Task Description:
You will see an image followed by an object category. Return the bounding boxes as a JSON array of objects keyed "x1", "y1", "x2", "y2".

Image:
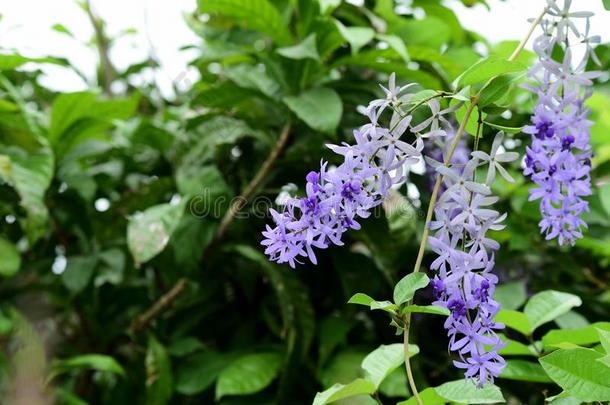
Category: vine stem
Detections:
[{"x1": 401, "y1": 8, "x2": 547, "y2": 403}]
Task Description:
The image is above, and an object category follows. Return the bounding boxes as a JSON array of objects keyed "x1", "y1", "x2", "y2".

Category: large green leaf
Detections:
[
  {"x1": 495, "y1": 309, "x2": 532, "y2": 336},
  {"x1": 215, "y1": 352, "x2": 283, "y2": 398},
  {"x1": 0, "y1": 238, "x2": 20, "y2": 278},
  {"x1": 146, "y1": 335, "x2": 173, "y2": 405},
  {"x1": 542, "y1": 322, "x2": 610, "y2": 350},
  {"x1": 456, "y1": 57, "x2": 526, "y2": 88},
  {"x1": 435, "y1": 380, "x2": 505, "y2": 404},
  {"x1": 540, "y1": 348, "x2": 610, "y2": 401},
  {"x1": 361, "y1": 343, "x2": 419, "y2": 389},
  {"x1": 198, "y1": 0, "x2": 291, "y2": 44},
  {"x1": 393, "y1": 273, "x2": 429, "y2": 305},
  {"x1": 0, "y1": 53, "x2": 63, "y2": 70},
  {"x1": 334, "y1": 21, "x2": 375, "y2": 55},
  {"x1": 313, "y1": 379, "x2": 376, "y2": 405},
  {"x1": 284, "y1": 87, "x2": 342, "y2": 134},
  {"x1": 524, "y1": 290, "x2": 582, "y2": 331},
  {"x1": 127, "y1": 201, "x2": 186, "y2": 267},
  {"x1": 499, "y1": 360, "x2": 552, "y2": 383}
]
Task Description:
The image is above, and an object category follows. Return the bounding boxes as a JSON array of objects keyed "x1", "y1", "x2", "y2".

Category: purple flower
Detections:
[
  {"x1": 261, "y1": 74, "x2": 423, "y2": 267},
  {"x1": 523, "y1": 3, "x2": 600, "y2": 246}
]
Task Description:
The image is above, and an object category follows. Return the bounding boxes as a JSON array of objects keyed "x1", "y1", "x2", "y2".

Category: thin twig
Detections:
[
  {"x1": 131, "y1": 278, "x2": 188, "y2": 333},
  {"x1": 509, "y1": 7, "x2": 548, "y2": 62},
  {"x1": 131, "y1": 122, "x2": 292, "y2": 333},
  {"x1": 215, "y1": 121, "x2": 292, "y2": 241},
  {"x1": 84, "y1": 0, "x2": 116, "y2": 95}
]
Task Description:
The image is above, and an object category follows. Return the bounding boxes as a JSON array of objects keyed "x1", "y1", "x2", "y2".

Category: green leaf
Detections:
[
  {"x1": 0, "y1": 238, "x2": 20, "y2": 278},
  {"x1": 540, "y1": 348, "x2": 610, "y2": 401},
  {"x1": 0, "y1": 147, "x2": 54, "y2": 243},
  {"x1": 494, "y1": 281, "x2": 527, "y2": 310},
  {"x1": 216, "y1": 352, "x2": 283, "y2": 398},
  {"x1": 603, "y1": 0, "x2": 610, "y2": 11},
  {"x1": 319, "y1": 316, "x2": 355, "y2": 366},
  {"x1": 499, "y1": 360, "x2": 552, "y2": 383},
  {"x1": 435, "y1": 380, "x2": 505, "y2": 404},
  {"x1": 456, "y1": 57, "x2": 526, "y2": 88},
  {"x1": 401, "y1": 305, "x2": 449, "y2": 316},
  {"x1": 225, "y1": 64, "x2": 281, "y2": 99},
  {"x1": 370, "y1": 300, "x2": 399, "y2": 313},
  {"x1": 277, "y1": 34, "x2": 319, "y2": 60},
  {"x1": 61, "y1": 256, "x2": 97, "y2": 293},
  {"x1": 127, "y1": 201, "x2": 186, "y2": 267},
  {"x1": 393, "y1": 273, "x2": 429, "y2": 306},
  {"x1": 478, "y1": 73, "x2": 523, "y2": 107},
  {"x1": 542, "y1": 322, "x2": 610, "y2": 350},
  {"x1": 168, "y1": 337, "x2": 204, "y2": 357},
  {"x1": 313, "y1": 379, "x2": 376, "y2": 405},
  {"x1": 376, "y1": 34, "x2": 409, "y2": 62},
  {"x1": 348, "y1": 293, "x2": 375, "y2": 307},
  {"x1": 284, "y1": 87, "x2": 342, "y2": 134},
  {"x1": 334, "y1": 21, "x2": 375, "y2": 55},
  {"x1": 496, "y1": 335, "x2": 537, "y2": 357},
  {"x1": 524, "y1": 290, "x2": 582, "y2": 331},
  {"x1": 0, "y1": 53, "x2": 63, "y2": 70},
  {"x1": 319, "y1": 0, "x2": 342, "y2": 14},
  {"x1": 397, "y1": 387, "x2": 446, "y2": 405},
  {"x1": 495, "y1": 309, "x2": 532, "y2": 336},
  {"x1": 146, "y1": 335, "x2": 173, "y2": 405},
  {"x1": 50, "y1": 354, "x2": 125, "y2": 381},
  {"x1": 175, "y1": 351, "x2": 239, "y2": 395},
  {"x1": 379, "y1": 368, "x2": 408, "y2": 398},
  {"x1": 597, "y1": 327, "x2": 610, "y2": 354},
  {"x1": 361, "y1": 343, "x2": 419, "y2": 389},
  {"x1": 197, "y1": 0, "x2": 291, "y2": 45}
]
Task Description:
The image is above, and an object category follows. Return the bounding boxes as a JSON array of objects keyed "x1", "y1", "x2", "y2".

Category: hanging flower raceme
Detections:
[
  {"x1": 523, "y1": 0, "x2": 600, "y2": 246},
  {"x1": 427, "y1": 132, "x2": 518, "y2": 386},
  {"x1": 261, "y1": 74, "x2": 426, "y2": 267}
]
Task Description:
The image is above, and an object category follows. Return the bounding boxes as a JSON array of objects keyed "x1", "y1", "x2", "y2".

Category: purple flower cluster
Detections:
[
  {"x1": 262, "y1": 75, "x2": 424, "y2": 267},
  {"x1": 523, "y1": 1, "x2": 600, "y2": 245},
  {"x1": 427, "y1": 132, "x2": 518, "y2": 385}
]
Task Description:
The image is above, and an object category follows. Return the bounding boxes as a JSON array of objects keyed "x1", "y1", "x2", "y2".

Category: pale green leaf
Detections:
[
  {"x1": 401, "y1": 305, "x2": 449, "y2": 316},
  {"x1": 397, "y1": 387, "x2": 446, "y2": 405},
  {"x1": 312, "y1": 379, "x2": 376, "y2": 405},
  {"x1": 334, "y1": 20, "x2": 375, "y2": 54},
  {"x1": 197, "y1": 0, "x2": 291, "y2": 44},
  {"x1": 524, "y1": 290, "x2": 582, "y2": 331},
  {"x1": 393, "y1": 273, "x2": 429, "y2": 305},
  {"x1": 435, "y1": 380, "x2": 505, "y2": 404},
  {"x1": 361, "y1": 343, "x2": 419, "y2": 389},
  {"x1": 540, "y1": 348, "x2": 610, "y2": 401},
  {"x1": 348, "y1": 293, "x2": 375, "y2": 307},
  {"x1": 542, "y1": 322, "x2": 610, "y2": 350},
  {"x1": 127, "y1": 201, "x2": 186, "y2": 267},
  {"x1": 61, "y1": 256, "x2": 97, "y2": 293}
]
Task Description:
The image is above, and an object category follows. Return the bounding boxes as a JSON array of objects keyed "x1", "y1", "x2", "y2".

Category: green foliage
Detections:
[{"x1": 0, "y1": 0, "x2": 609, "y2": 403}]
